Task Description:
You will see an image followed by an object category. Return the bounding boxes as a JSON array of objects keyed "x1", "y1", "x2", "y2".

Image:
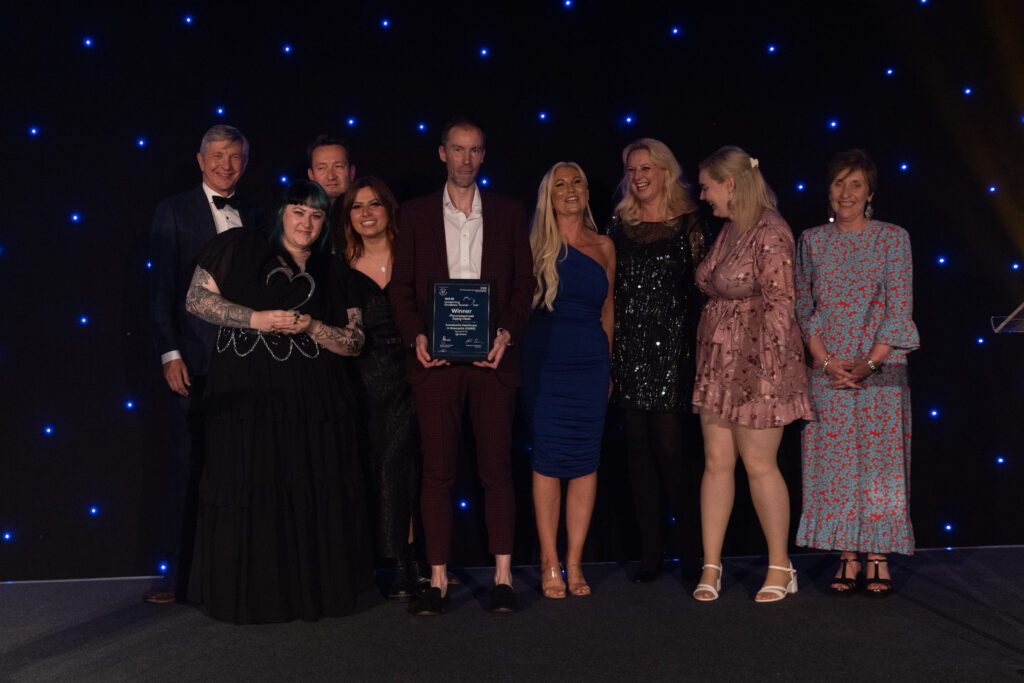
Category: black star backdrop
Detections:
[{"x1": 1, "y1": 0, "x2": 1022, "y2": 579}]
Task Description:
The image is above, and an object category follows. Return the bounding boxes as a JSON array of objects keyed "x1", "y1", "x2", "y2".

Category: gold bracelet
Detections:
[{"x1": 821, "y1": 355, "x2": 832, "y2": 374}]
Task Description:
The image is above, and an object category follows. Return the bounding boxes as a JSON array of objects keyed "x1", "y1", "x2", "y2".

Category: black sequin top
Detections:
[{"x1": 609, "y1": 213, "x2": 708, "y2": 411}]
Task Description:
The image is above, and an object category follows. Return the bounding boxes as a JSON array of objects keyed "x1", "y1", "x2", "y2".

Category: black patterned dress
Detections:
[{"x1": 351, "y1": 270, "x2": 420, "y2": 559}]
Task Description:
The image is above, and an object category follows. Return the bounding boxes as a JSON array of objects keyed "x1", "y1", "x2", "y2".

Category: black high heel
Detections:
[
  {"x1": 829, "y1": 557, "x2": 862, "y2": 597},
  {"x1": 865, "y1": 558, "x2": 894, "y2": 598}
]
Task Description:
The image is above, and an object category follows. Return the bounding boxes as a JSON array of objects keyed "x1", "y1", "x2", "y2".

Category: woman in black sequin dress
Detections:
[
  {"x1": 609, "y1": 138, "x2": 708, "y2": 582},
  {"x1": 341, "y1": 177, "x2": 423, "y2": 600}
]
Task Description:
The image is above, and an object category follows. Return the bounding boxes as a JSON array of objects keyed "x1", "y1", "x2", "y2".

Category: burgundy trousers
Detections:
[{"x1": 412, "y1": 364, "x2": 516, "y2": 566}]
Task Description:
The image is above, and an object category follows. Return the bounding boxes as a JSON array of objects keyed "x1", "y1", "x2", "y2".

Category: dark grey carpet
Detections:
[{"x1": 3, "y1": 547, "x2": 1024, "y2": 682}]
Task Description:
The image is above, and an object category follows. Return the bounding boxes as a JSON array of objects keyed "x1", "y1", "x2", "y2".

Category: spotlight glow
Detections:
[
  {"x1": 125, "y1": 400, "x2": 135, "y2": 409},
  {"x1": 944, "y1": 523, "x2": 953, "y2": 532},
  {"x1": 624, "y1": 114, "x2": 634, "y2": 125},
  {"x1": 671, "y1": 26, "x2": 680, "y2": 35},
  {"x1": 976, "y1": 337, "x2": 985, "y2": 344},
  {"x1": 146, "y1": 260, "x2": 153, "y2": 269},
  {"x1": 1012, "y1": 263, "x2": 1020, "y2": 271},
  {"x1": 564, "y1": 0, "x2": 573, "y2": 6},
  {"x1": 158, "y1": 562, "x2": 168, "y2": 573}
]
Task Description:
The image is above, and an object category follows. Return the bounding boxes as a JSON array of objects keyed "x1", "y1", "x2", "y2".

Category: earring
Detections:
[
  {"x1": 827, "y1": 201, "x2": 835, "y2": 223},
  {"x1": 864, "y1": 201, "x2": 873, "y2": 219}
]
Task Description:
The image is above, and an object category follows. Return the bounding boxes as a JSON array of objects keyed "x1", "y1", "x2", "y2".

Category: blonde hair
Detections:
[
  {"x1": 698, "y1": 145, "x2": 777, "y2": 231},
  {"x1": 530, "y1": 161, "x2": 598, "y2": 311},
  {"x1": 614, "y1": 138, "x2": 697, "y2": 224}
]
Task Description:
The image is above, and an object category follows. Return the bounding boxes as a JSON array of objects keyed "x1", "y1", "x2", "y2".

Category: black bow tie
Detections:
[{"x1": 212, "y1": 195, "x2": 238, "y2": 210}]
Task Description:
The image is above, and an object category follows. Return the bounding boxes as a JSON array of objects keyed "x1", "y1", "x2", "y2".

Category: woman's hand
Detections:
[
  {"x1": 825, "y1": 357, "x2": 861, "y2": 389},
  {"x1": 250, "y1": 309, "x2": 298, "y2": 333}
]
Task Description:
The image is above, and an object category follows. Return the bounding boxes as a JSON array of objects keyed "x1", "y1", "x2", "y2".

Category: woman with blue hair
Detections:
[{"x1": 184, "y1": 180, "x2": 374, "y2": 622}]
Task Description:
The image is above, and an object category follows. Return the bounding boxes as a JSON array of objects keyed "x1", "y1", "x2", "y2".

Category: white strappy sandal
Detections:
[
  {"x1": 755, "y1": 563, "x2": 798, "y2": 603},
  {"x1": 693, "y1": 563, "x2": 722, "y2": 602}
]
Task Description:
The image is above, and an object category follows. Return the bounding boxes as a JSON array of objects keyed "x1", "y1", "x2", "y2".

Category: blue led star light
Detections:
[
  {"x1": 216, "y1": 106, "x2": 225, "y2": 116},
  {"x1": 828, "y1": 119, "x2": 838, "y2": 129},
  {"x1": 146, "y1": 260, "x2": 153, "y2": 269},
  {"x1": 136, "y1": 138, "x2": 146, "y2": 147},
  {"x1": 944, "y1": 523, "x2": 953, "y2": 532},
  {"x1": 184, "y1": 15, "x2": 193, "y2": 24},
  {"x1": 767, "y1": 44, "x2": 776, "y2": 53},
  {"x1": 2, "y1": 531, "x2": 12, "y2": 542},
  {"x1": 929, "y1": 409, "x2": 939, "y2": 418},
  {"x1": 795, "y1": 182, "x2": 806, "y2": 191},
  {"x1": 283, "y1": 44, "x2": 292, "y2": 54},
  {"x1": 417, "y1": 122, "x2": 427, "y2": 131},
  {"x1": 480, "y1": 177, "x2": 490, "y2": 186},
  {"x1": 43, "y1": 425, "x2": 55, "y2": 435},
  {"x1": 538, "y1": 111, "x2": 547, "y2": 120},
  {"x1": 381, "y1": 18, "x2": 390, "y2": 28},
  {"x1": 976, "y1": 337, "x2": 985, "y2": 344},
  {"x1": 458, "y1": 500, "x2": 469, "y2": 509},
  {"x1": 70, "y1": 213, "x2": 81, "y2": 223},
  {"x1": 279, "y1": 175, "x2": 289, "y2": 185},
  {"x1": 899, "y1": 163, "x2": 909, "y2": 172},
  {"x1": 885, "y1": 67, "x2": 894, "y2": 76},
  {"x1": 624, "y1": 114, "x2": 634, "y2": 125},
  {"x1": 988, "y1": 185, "x2": 997, "y2": 193},
  {"x1": 83, "y1": 37, "x2": 93, "y2": 47},
  {"x1": 963, "y1": 87, "x2": 972, "y2": 96},
  {"x1": 79, "y1": 315, "x2": 89, "y2": 325},
  {"x1": 479, "y1": 47, "x2": 489, "y2": 57},
  {"x1": 29, "y1": 126, "x2": 39, "y2": 136},
  {"x1": 937, "y1": 255, "x2": 946, "y2": 265},
  {"x1": 125, "y1": 400, "x2": 135, "y2": 409},
  {"x1": 158, "y1": 561, "x2": 168, "y2": 573},
  {"x1": 996, "y1": 456, "x2": 1006, "y2": 464},
  {"x1": 346, "y1": 117, "x2": 356, "y2": 127},
  {"x1": 671, "y1": 26, "x2": 681, "y2": 36},
  {"x1": 1012, "y1": 263, "x2": 1020, "y2": 271},
  {"x1": 89, "y1": 506, "x2": 99, "y2": 516},
  {"x1": 564, "y1": 0, "x2": 573, "y2": 7}
]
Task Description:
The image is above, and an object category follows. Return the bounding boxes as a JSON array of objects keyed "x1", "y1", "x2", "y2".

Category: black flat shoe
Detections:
[
  {"x1": 409, "y1": 587, "x2": 449, "y2": 615},
  {"x1": 388, "y1": 567, "x2": 417, "y2": 601},
  {"x1": 490, "y1": 584, "x2": 518, "y2": 613},
  {"x1": 864, "y1": 558, "x2": 894, "y2": 598},
  {"x1": 829, "y1": 558, "x2": 862, "y2": 597}
]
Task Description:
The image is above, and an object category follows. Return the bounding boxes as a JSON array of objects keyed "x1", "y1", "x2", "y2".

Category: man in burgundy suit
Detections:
[{"x1": 391, "y1": 117, "x2": 534, "y2": 615}]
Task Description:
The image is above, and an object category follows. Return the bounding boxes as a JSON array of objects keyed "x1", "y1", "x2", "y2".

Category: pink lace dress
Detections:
[{"x1": 692, "y1": 210, "x2": 813, "y2": 428}]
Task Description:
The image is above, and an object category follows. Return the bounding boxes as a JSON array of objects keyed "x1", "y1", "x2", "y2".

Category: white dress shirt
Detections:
[{"x1": 442, "y1": 183, "x2": 483, "y2": 279}]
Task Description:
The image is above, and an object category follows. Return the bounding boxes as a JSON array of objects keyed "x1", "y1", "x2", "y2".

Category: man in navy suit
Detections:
[
  {"x1": 146, "y1": 124, "x2": 258, "y2": 603},
  {"x1": 391, "y1": 117, "x2": 534, "y2": 615}
]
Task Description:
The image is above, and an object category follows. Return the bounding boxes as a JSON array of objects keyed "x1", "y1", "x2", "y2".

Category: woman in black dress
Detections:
[
  {"x1": 609, "y1": 138, "x2": 707, "y2": 582},
  {"x1": 340, "y1": 177, "x2": 423, "y2": 600},
  {"x1": 185, "y1": 180, "x2": 373, "y2": 623}
]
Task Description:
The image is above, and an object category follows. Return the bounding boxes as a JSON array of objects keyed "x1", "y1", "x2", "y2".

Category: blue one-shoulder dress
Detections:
[{"x1": 521, "y1": 245, "x2": 610, "y2": 478}]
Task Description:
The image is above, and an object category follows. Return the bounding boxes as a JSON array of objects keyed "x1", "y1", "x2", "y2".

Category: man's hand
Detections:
[
  {"x1": 163, "y1": 358, "x2": 191, "y2": 396},
  {"x1": 415, "y1": 334, "x2": 449, "y2": 368},
  {"x1": 473, "y1": 329, "x2": 511, "y2": 369}
]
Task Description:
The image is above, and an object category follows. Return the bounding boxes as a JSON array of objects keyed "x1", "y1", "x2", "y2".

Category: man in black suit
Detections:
[
  {"x1": 306, "y1": 134, "x2": 356, "y2": 253},
  {"x1": 146, "y1": 124, "x2": 259, "y2": 603}
]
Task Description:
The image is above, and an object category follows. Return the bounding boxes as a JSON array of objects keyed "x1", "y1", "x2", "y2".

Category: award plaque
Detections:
[{"x1": 430, "y1": 280, "x2": 494, "y2": 362}]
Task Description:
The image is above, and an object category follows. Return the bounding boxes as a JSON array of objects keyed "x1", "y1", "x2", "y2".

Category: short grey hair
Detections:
[{"x1": 199, "y1": 124, "x2": 250, "y2": 159}]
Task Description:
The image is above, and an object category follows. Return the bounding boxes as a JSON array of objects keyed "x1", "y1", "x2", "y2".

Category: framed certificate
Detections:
[{"x1": 430, "y1": 280, "x2": 494, "y2": 362}]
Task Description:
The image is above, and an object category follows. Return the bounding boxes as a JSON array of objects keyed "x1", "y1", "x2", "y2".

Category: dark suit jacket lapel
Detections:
[
  {"x1": 429, "y1": 191, "x2": 450, "y2": 278},
  {"x1": 189, "y1": 185, "x2": 218, "y2": 242}
]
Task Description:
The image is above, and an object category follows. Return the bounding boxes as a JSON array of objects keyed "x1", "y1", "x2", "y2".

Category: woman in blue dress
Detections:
[{"x1": 521, "y1": 162, "x2": 615, "y2": 598}]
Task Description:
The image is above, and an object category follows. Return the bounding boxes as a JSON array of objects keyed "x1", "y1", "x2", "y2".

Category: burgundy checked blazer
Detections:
[{"x1": 390, "y1": 190, "x2": 535, "y2": 388}]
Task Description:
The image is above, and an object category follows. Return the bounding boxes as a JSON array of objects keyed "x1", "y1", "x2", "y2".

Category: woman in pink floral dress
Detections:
[
  {"x1": 692, "y1": 146, "x2": 812, "y2": 603},
  {"x1": 795, "y1": 150, "x2": 919, "y2": 597}
]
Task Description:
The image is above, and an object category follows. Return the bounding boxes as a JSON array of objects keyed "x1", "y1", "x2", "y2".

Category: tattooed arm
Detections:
[
  {"x1": 302, "y1": 308, "x2": 365, "y2": 357},
  {"x1": 185, "y1": 266, "x2": 295, "y2": 332}
]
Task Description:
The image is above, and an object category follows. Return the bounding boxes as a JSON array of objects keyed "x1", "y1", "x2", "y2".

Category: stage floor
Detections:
[{"x1": 3, "y1": 546, "x2": 1024, "y2": 682}]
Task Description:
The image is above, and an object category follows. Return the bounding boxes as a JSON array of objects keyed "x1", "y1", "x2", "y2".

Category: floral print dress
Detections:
[
  {"x1": 794, "y1": 221, "x2": 919, "y2": 554},
  {"x1": 692, "y1": 210, "x2": 813, "y2": 428}
]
